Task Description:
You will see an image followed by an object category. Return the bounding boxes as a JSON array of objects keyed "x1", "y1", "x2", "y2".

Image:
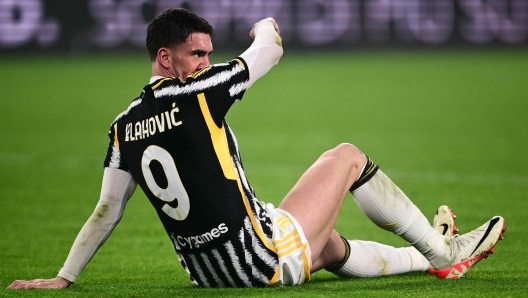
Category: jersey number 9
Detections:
[{"x1": 141, "y1": 145, "x2": 190, "y2": 221}]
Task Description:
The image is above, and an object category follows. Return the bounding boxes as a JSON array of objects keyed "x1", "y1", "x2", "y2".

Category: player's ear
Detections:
[{"x1": 157, "y1": 47, "x2": 171, "y2": 69}]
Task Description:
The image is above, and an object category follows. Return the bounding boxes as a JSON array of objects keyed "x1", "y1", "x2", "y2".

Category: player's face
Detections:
[{"x1": 169, "y1": 33, "x2": 213, "y2": 79}]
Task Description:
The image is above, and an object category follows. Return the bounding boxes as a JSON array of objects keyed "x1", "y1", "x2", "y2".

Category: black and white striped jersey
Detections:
[{"x1": 103, "y1": 58, "x2": 279, "y2": 287}]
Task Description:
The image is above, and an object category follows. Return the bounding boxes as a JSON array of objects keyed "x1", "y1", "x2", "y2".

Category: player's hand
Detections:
[
  {"x1": 249, "y1": 17, "x2": 281, "y2": 40},
  {"x1": 7, "y1": 276, "x2": 71, "y2": 290}
]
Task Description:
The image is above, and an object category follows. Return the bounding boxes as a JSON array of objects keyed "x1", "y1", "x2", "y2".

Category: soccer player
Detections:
[{"x1": 8, "y1": 8, "x2": 505, "y2": 289}]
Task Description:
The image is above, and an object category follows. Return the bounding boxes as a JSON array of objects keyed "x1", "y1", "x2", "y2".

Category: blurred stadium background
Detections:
[
  {"x1": 1, "y1": 0, "x2": 527, "y2": 296},
  {"x1": 1, "y1": 0, "x2": 527, "y2": 52}
]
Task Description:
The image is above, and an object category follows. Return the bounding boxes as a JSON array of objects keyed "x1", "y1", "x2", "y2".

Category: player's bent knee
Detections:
[{"x1": 327, "y1": 143, "x2": 365, "y2": 166}]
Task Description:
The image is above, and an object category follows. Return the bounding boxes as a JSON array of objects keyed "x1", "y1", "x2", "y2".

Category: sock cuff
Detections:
[
  {"x1": 326, "y1": 236, "x2": 351, "y2": 272},
  {"x1": 350, "y1": 156, "x2": 379, "y2": 192}
]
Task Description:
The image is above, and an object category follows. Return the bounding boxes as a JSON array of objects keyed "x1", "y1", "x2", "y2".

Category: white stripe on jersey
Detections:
[
  {"x1": 243, "y1": 217, "x2": 278, "y2": 269},
  {"x1": 229, "y1": 81, "x2": 249, "y2": 97},
  {"x1": 200, "y1": 252, "x2": 225, "y2": 287},
  {"x1": 113, "y1": 97, "x2": 142, "y2": 123},
  {"x1": 211, "y1": 248, "x2": 237, "y2": 287},
  {"x1": 188, "y1": 253, "x2": 211, "y2": 287},
  {"x1": 153, "y1": 64, "x2": 247, "y2": 99},
  {"x1": 227, "y1": 124, "x2": 273, "y2": 233},
  {"x1": 108, "y1": 143, "x2": 121, "y2": 168},
  {"x1": 238, "y1": 228, "x2": 269, "y2": 284},
  {"x1": 224, "y1": 241, "x2": 252, "y2": 287}
]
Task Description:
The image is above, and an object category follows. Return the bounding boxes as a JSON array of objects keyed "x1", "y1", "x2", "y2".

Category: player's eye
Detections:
[{"x1": 192, "y1": 51, "x2": 209, "y2": 59}]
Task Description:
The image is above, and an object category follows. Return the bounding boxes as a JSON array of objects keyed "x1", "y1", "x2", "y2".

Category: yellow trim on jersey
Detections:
[
  {"x1": 268, "y1": 266, "x2": 280, "y2": 286},
  {"x1": 177, "y1": 67, "x2": 212, "y2": 83},
  {"x1": 277, "y1": 242, "x2": 303, "y2": 258},
  {"x1": 276, "y1": 236, "x2": 301, "y2": 252},
  {"x1": 274, "y1": 231, "x2": 301, "y2": 256},
  {"x1": 197, "y1": 93, "x2": 276, "y2": 253},
  {"x1": 273, "y1": 230, "x2": 298, "y2": 246},
  {"x1": 276, "y1": 216, "x2": 291, "y2": 229},
  {"x1": 113, "y1": 123, "x2": 120, "y2": 151},
  {"x1": 188, "y1": 66, "x2": 211, "y2": 80},
  {"x1": 302, "y1": 243, "x2": 311, "y2": 281},
  {"x1": 197, "y1": 93, "x2": 237, "y2": 180},
  {"x1": 232, "y1": 58, "x2": 245, "y2": 69},
  {"x1": 151, "y1": 77, "x2": 173, "y2": 90}
]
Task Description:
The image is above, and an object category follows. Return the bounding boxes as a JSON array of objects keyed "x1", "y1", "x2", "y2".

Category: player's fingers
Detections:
[
  {"x1": 8, "y1": 281, "x2": 32, "y2": 289},
  {"x1": 7, "y1": 280, "x2": 41, "y2": 289},
  {"x1": 7, "y1": 278, "x2": 65, "y2": 290},
  {"x1": 20, "y1": 282, "x2": 34, "y2": 289},
  {"x1": 6, "y1": 280, "x2": 24, "y2": 289}
]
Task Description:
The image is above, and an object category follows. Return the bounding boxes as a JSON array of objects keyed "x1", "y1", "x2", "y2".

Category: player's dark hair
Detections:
[{"x1": 146, "y1": 8, "x2": 214, "y2": 62}]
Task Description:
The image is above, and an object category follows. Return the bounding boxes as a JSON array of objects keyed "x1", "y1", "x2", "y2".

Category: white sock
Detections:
[
  {"x1": 404, "y1": 247, "x2": 431, "y2": 272},
  {"x1": 351, "y1": 169, "x2": 453, "y2": 269},
  {"x1": 332, "y1": 240, "x2": 430, "y2": 277}
]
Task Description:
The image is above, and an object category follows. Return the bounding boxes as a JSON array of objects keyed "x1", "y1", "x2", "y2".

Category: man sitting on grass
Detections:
[{"x1": 8, "y1": 8, "x2": 505, "y2": 289}]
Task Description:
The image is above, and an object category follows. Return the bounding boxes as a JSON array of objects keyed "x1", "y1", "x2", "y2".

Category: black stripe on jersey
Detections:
[
  {"x1": 198, "y1": 252, "x2": 226, "y2": 287},
  {"x1": 152, "y1": 59, "x2": 247, "y2": 99},
  {"x1": 177, "y1": 253, "x2": 198, "y2": 286},
  {"x1": 232, "y1": 232, "x2": 266, "y2": 287},
  {"x1": 187, "y1": 253, "x2": 211, "y2": 287},
  {"x1": 150, "y1": 77, "x2": 173, "y2": 90},
  {"x1": 185, "y1": 240, "x2": 256, "y2": 287},
  {"x1": 240, "y1": 222, "x2": 276, "y2": 284},
  {"x1": 185, "y1": 66, "x2": 212, "y2": 82},
  {"x1": 209, "y1": 248, "x2": 239, "y2": 287},
  {"x1": 222, "y1": 240, "x2": 253, "y2": 287},
  {"x1": 225, "y1": 123, "x2": 274, "y2": 238},
  {"x1": 242, "y1": 217, "x2": 277, "y2": 271}
]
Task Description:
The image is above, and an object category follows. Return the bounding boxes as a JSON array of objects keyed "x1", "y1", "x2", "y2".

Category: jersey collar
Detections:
[{"x1": 150, "y1": 76, "x2": 165, "y2": 84}]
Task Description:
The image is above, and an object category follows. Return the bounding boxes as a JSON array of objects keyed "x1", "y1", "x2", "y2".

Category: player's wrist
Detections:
[{"x1": 57, "y1": 276, "x2": 72, "y2": 286}]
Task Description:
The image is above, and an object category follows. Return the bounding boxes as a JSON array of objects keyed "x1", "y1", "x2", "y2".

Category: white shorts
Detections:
[{"x1": 265, "y1": 204, "x2": 312, "y2": 286}]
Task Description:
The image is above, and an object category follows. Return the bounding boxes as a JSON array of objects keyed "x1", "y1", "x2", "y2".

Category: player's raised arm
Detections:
[
  {"x1": 240, "y1": 17, "x2": 283, "y2": 88},
  {"x1": 7, "y1": 168, "x2": 137, "y2": 290}
]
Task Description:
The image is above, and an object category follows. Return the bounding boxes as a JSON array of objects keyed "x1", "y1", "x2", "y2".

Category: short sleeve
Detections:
[
  {"x1": 150, "y1": 58, "x2": 250, "y2": 127},
  {"x1": 201, "y1": 58, "x2": 250, "y2": 125}
]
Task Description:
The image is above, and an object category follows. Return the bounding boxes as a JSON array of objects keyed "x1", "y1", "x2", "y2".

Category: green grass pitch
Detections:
[{"x1": 1, "y1": 49, "x2": 527, "y2": 297}]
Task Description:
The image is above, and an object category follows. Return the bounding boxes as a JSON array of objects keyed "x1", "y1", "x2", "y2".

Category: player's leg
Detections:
[
  {"x1": 310, "y1": 230, "x2": 430, "y2": 276},
  {"x1": 350, "y1": 159, "x2": 505, "y2": 278},
  {"x1": 315, "y1": 206, "x2": 457, "y2": 277},
  {"x1": 310, "y1": 230, "x2": 347, "y2": 272},
  {"x1": 328, "y1": 238, "x2": 431, "y2": 277},
  {"x1": 278, "y1": 143, "x2": 450, "y2": 270},
  {"x1": 280, "y1": 143, "x2": 505, "y2": 279},
  {"x1": 278, "y1": 143, "x2": 366, "y2": 263}
]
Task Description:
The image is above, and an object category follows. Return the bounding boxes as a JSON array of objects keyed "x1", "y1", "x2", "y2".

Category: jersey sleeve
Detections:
[
  {"x1": 202, "y1": 58, "x2": 250, "y2": 125},
  {"x1": 103, "y1": 121, "x2": 129, "y2": 172},
  {"x1": 151, "y1": 58, "x2": 250, "y2": 127},
  {"x1": 58, "y1": 167, "x2": 136, "y2": 283}
]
